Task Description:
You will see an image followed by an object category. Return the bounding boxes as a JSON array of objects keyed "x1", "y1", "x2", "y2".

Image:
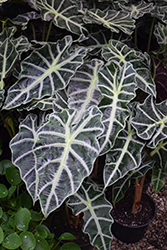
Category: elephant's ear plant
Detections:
[{"x1": 0, "y1": 0, "x2": 167, "y2": 249}]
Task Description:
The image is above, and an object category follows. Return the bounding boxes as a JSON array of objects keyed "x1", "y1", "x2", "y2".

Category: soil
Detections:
[
  {"x1": 110, "y1": 177, "x2": 167, "y2": 249},
  {"x1": 111, "y1": 191, "x2": 155, "y2": 226}
]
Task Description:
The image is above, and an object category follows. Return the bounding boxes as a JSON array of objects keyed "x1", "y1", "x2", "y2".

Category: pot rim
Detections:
[{"x1": 112, "y1": 192, "x2": 156, "y2": 229}]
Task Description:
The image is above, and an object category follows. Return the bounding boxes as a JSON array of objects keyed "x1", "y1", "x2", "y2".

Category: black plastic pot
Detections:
[{"x1": 111, "y1": 193, "x2": 156, "y2": 243}]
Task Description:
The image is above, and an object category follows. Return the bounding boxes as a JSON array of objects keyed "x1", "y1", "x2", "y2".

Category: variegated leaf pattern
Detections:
[
  {"x1": 12, "y1": 11, "x2": 40, "y2": 27},
  {"x1": 0, "y1": 89, "x2": 4, "y2": 108},
  {"x1": 151, "y1": 4, "x2": 167, "y2": 23},
  {"x1": 119, "y1": 1, "x2": 154, "y2": 19},
  {"x1": 154, "y1": 22, "x2": 167, "y2": 51},
  {"x1": 10, "y1": 107, "x2": 104, "y2": 216},
  {"x1": 4, "y1": 36, "x2": 86, "y2": 110},
  {"x1": 104, "y1": 125, "x2": 145, "y2": 189},
  {"x1": 112, "y1": 159, "x2": 153, "y2": 204},
  {"x1": 98, "y1": 62, "x2": 136, "y2": 154},
  {"x1": 80, "y1": 30, "x2": 112, "y2": 56},
  {"x1": 68, "y1": 59, "x2": 103, "y2": 123},
  {"x1": 132, "y1": 95, "x2": 167, "y2": 148},
  {"x1": 150, "y1": 139, "x2": 167, "y2": 192},
  {"x1": 35, "y1": 0, "x2": 88, "y2": 36},
  {"x1": 53, "y1": 89, "x2": 68, "y2": 112},
  {"x1": 102, "y1": 39, "x2": 156, "y2": 97},
  {"x1": 18, "y1": 97, "x2": 56, "y2": 111},
  {"x1": 68, "y1": 182, "x2": 113, "y2": 250},
  {"x1": 10, "y1": 114, "x2": 39, "y2": 202},
  {"x1": 83, "y1": 9, "x2": 135, "y2": 35},
  {"x1": 0, "y1": 27, "x2": 19, "y2": 89},
  {"x1": 152, "y1": 165, "x2": 167, "y2": 192},
  {"x1": 111, "y1": 171, "x2": 133, "y2": 205},
  {"x1": 11, "y1": 36, "x2": 31, "y2": 56}
]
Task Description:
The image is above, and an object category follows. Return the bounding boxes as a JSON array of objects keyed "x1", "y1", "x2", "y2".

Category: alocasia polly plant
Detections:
[{"x1": 0, "y1": 0, "x2": 167, "y2": 249}]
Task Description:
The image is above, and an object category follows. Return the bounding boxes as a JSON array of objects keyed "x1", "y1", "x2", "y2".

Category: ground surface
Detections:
[{"x1": 110, "y1": 177, "x2": 167, "y2": 249}]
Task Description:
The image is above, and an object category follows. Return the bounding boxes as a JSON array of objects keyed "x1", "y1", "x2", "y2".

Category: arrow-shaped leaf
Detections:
[
  {"x1": 104, "y1": 123, "x2": 145, "y2": 189},
  {"x1": 68, "y1": 59, "x2": 103, "y2": 122},
  {"x1": 102, "y1": 39, "x2": 156, "y2": 96},
  {"x1": 68, "y1": 182, "x2": 113, "y2": 250},
  {"x1": 35, "y1": 0, "x2": 88, "y2": 36},
  {"x1": 119, "y1": 1, "x2": 154, "y2": 19},
  {"x1": 98, "y1": 62, "x2": 136, "y2": 154},
  {"x1": 83, "y1": 9, "x2": 135, "y2": 35},
  {"x1": 10, "y1": 107, "x2": 104, "y2": 216},
  {"x1": 132, "y1": 95, "x2": 167, "y2": 148},
  {"x1": 150, "y1": 139, "x2": 167, "y2": 192},
  {"x1": 4, "y1": 36, "x2": 86, "y2": 109}
]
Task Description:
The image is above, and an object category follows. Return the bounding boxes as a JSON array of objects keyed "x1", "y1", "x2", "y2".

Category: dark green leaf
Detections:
[
  {"x1": 2, "y1": 233, "x2": 21, "y2": 249},
  {"x1": 20, "y1": 231, "x2": 36, "y2": 250},
  {"x1": 0, "y1": 184, "x2": 8, "y2": 198},
  {"x1": 15, "y1": 208, "x2": 31, "y2": 232},
  {"x1": 0, "y1": 227, "x2": 4, "y2": 244},
  {"x1": 60, "y1": 242, "x2": 81, "y2": 250},
  {"x1": 35, "y1": 236, "x2": 50, "y2": 250},
  {"x1": 6, "y1": 166, "x2": 22, "y2": 185},
  {"x1": 59, "y1": 232, "x2": 76, "y2": 240}
]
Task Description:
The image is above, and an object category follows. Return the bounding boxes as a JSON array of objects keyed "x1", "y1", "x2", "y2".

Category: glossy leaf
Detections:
[
  {"x1": 68, "y1": 59, "x2": 103, "y2": 122},
  {"x1": 152, "y1": 165, "x2": 167, "y2": 192},
  {"x1": 119, "y1": 1, "x2": 154, "y2": 19},
  {"x1": 98, "y1": 62, "x2": 136, "y2": 154},
  {"x1": 15, "y1": 208, "x2": 31, "y2": 231},
  {"x1": 12, "y1": 11, "x2": 40, "y2": 27},
  {"x1": 35, "y1": 236, "x2": 50, "y2": 250},
  {"x1": 132, "y1": 95, "x2": 167, "y2": 148},
  {"x1": 60, "y1": 242, "x2": 81, "y2": 250},
  {"x1": 20, "y1": 231, "x2": 36, "y2": 250},
  {"x1": 59, "y1": 232, "x2": 76, "y2": 240},
  {"x1": 151, "y1": 57, "x2": 167, "y2": 103},
  {"x1": 0, "y1": 27, "x2": 18, "y2": 89},
  {"x1": 53, "y1": 89, "x2": 68, "y2": 112},
  {"x1": 0, "y1": 184, "x2": 8, "y2": 198},
  {"x1": 68, "y1": 183, "x2": 113, "y2": 250},
  {"x1": 0, "y1": 227, "x2": 4, "y2": 244},
  {"x1": 2, "y1": 233, "x2": 21, "y2": 249},
  {"x1": 150, "y1": 139, "x2": 167, "y2": 192},
  {"x1": 104, "y1": 121, "x2": 145, "y2": 188},
  {"x1": 10, "y1": 107, "x2": 104, "y2": 216},
  {"x1": 35, "y1": 0, "x2": 88, "y2": 36},
  {"x1": 6, "y1": 166, "x2": 22, "y2": 185},
  {"x1": 154, "y1": 22, "x2": 167, "y2": 51},
  {"x1": 83, "y1": 9, "x2": 135, "y2": 35},
  {"x1": 102, "y1": 39, "x2": 156, "y2": 96},
  {"x1": 4, "y1": 36, "x2": 86, "y2": 109},
  {"x1": 112, "y1": 158, "x2": 153, "y2": 204}
]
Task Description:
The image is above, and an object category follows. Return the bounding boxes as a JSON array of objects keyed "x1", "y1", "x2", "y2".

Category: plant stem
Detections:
[
  {"x1": 131, "y1": 175, "x2": 146, "y2": 214},
  {"x1": 45, "y1": 20, "x2": 53, "y2": 42},
  {"x1": 42, "y1": 21, "x2": 46, "y2": 42},
  {"x1": 134, "y1": 28, "x2": 137, "y2": 47},
  {"x1": 147, "y1": 17, "x2": 155, "y2": 54},
  {"x1": 31, "y1": 22, "x2": 36, "y2": 41},
  {"x1": 0, "y1": 112, "x2": 13, "y2": 138},
  {"x1": 65, "y1": 199, "x2": 71, "y2": 225}
]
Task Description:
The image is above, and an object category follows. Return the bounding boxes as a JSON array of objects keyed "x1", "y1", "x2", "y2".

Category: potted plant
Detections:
[{"x1": 0, "y1": 0, "x2": 167, "y2": 249}]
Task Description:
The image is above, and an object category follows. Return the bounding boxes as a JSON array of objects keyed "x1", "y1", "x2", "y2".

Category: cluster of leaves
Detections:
[
  {"x1": 0, "y1": 159, "x2": 81, "y2": 250},
  {"x1": 0, "y1": 0, "x2": 167, "y2": 249}
]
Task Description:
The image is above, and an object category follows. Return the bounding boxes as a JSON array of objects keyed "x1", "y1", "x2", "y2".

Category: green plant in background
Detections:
[
  {"x1": 0, "y1": 0, "x2": 167, "y2": 249},
  {"x1": 0, "y1": 160, "x2": 81, "y2": 250}
]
